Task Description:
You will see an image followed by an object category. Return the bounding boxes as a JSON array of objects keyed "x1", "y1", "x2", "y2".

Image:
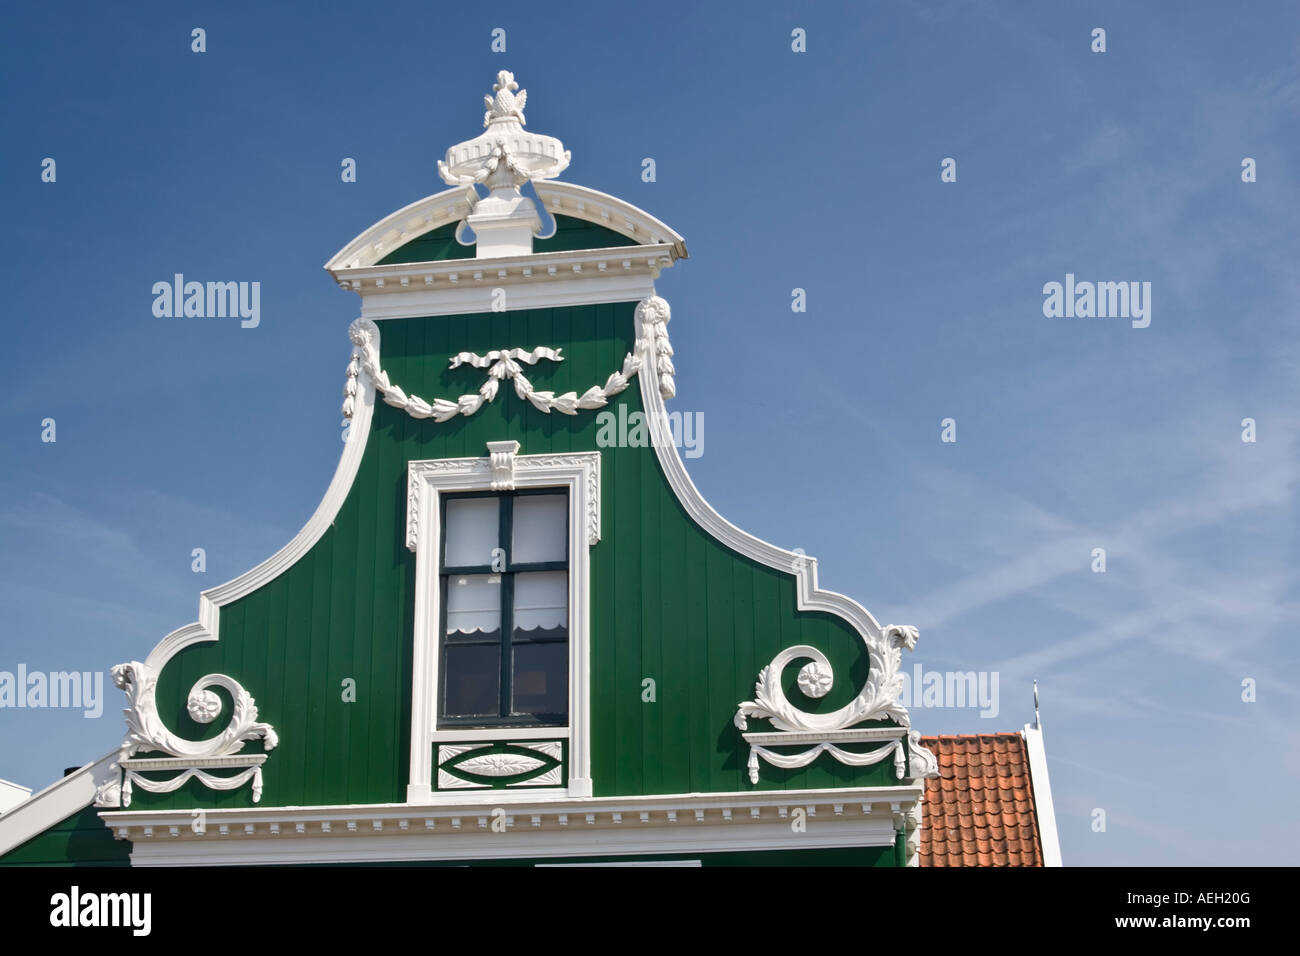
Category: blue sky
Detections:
[{"x1": 2, "y1": 1, "x2": 1297, "y2": 865}]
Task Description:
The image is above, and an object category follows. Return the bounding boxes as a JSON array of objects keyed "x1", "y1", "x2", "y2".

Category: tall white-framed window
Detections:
[{"x1": 405, "y1": 442, "x2": 599, "y2": 803}]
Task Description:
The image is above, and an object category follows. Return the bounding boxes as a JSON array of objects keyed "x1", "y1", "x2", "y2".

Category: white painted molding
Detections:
[
  {"x1": 1022, "y1": 723, "x2": 1063, "y2": 866},
  {"x1": 104, "y1": 784, "x2": 923, "y2": 866},
  {"x1": 629, "y1": 296, "x2": 938, "y2": 783},
  {"x1": 533, "y1": 182, "x2": 688, "y2": 260},
  {"x1": 325, "y1": 186, "x2": 479, "y2": 272},
  {"x1": 741, "y1": 727, "x2": 906, "y2": 747},
  {"x1": 0, "y1": 752, "x2": 119, "y2": 856},
  {"x1": 332, "y1": 246, "x2": 674, "y2": 320},
  {"x1": 0, "y1": 779, "x2": 32, "y2": 816},
  {"x1": 406, "y1": 448, "x2": 599, "y2": 804},
  {"x1": 324, "y1": 186, "x2": 685, "y2": 279}
]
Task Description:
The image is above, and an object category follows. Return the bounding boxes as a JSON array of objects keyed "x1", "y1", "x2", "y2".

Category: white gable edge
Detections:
[
  {"x1": 324, "y1": 181, "x2": 687, "y2": 275},
  {"x1": 0, "y1": 751, "x2": 117, "y2": 856},
  {"x1": 1022, "y1": 724, "x2": 1063, "y2": 866}
]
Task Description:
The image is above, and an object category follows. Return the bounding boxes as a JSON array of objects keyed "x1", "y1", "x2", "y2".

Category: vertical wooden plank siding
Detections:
[{"x1": 109, "y1": 300, "x2": 899, "y2": 812}]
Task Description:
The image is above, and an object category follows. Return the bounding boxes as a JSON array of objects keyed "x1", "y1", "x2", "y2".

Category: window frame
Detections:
[
  {"x1": 438, "y1": 488, "x2": 571, "y2": 728},
  {"x1": 405, "y1": 446, "x2": 599, "y2": 804}
]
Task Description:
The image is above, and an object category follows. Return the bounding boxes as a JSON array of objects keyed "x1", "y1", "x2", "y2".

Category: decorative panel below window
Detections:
[{"x1": 435, "y1": 741, "x2": 567, "y2": 790}]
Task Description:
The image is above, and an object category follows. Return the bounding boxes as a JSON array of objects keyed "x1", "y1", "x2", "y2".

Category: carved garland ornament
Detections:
[{"x1": 342, "y1": 299, "x2": 675, "y2": 425}]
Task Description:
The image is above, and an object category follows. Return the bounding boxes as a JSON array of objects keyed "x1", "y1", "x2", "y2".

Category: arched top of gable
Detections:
[{"x1": 324, "y1": 181, "x2": 686, "y2": 275}]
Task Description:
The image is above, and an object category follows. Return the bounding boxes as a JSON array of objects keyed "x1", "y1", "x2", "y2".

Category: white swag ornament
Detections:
[{"x1": 341, "y1": 296, "x2": 675, "y2": 425}]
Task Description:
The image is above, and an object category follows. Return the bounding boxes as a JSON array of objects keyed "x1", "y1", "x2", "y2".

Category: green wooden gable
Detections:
[{"x1": 0, "y1": 71, "x2": 935, "y2": 867}]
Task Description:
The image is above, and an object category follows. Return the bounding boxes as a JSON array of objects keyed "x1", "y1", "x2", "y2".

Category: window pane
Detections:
[
  {"x1": 511, "y1": 494, "x2": 567, "y2": 565},
  {"x1": 512, "y1": 641, "x2": 567, "y2": 717},
  {"x1": 444, "y1": 497, "x2": 498, "y2": 567},
  {"x1": 443, "y1": 644, "x2": 500, "y2": 717},
  {"x1": 513, "y1": 571, "x2": 567, "y2": 633},
  {"x1": 445, "y1": 574, "x2": 502, "y2": 637}
]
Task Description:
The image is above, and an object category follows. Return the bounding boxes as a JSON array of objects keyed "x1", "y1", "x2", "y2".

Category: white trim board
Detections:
[
  {"x1": 0, "y1": 752, "x2": 117, "y2": 855},
  {"x1": 104, "y1": 784, "x2": 922, "y2": 866},
  {"x1": 1022, "y1": 723, "x2": 1063, "y2": 867},
  {"x1": 337, "y1": 245, "x2": 674, "y2": 320}
]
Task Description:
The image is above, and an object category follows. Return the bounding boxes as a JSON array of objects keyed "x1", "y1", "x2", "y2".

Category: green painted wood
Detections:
[
  {"x1": 0, "y1": 805, "x2": 131, "y2": 867},
  {"x1": 376, "y1": 222, "x2": 468, "y2": 264},
  {"x1": 376, "y1": 215, "x2": 635, "y2": 267},
  {"x1": 533, "y1": 216, "x2": 638, "y2": 254},
  {"x1": 107, "y1": 300, "x2": 909, "y2": 818}
]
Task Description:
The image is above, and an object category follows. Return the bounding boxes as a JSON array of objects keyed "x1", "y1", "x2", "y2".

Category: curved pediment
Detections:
[{"x1": 325, "y1": 181, "x2": 687, "y2": 275}]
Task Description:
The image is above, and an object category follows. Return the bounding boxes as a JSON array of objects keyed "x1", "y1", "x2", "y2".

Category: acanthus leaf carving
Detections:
[
  {"x1": 734, "y1": 624, "x2": 931, "y2": 781},
  {"x1": 98, "y1": 662, "x2": 279, "y2": 807},
  {"x1": 112, "y1": 662, "x2": 278, "y2": 760}
]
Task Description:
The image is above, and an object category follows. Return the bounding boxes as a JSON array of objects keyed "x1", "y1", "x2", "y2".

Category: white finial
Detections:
[
  {"x1": 483, "y1": 70, "x2": 527, "y2": 127},
  {"x1": 438, "y1": 70, "x2": 570, "y2": 190},
  {"x1": 436, "y1": 72, "x2": 572, "y2": 258},
  {"x1": 1033, "y1": 679, "x2": 1041, "y2": 730}
]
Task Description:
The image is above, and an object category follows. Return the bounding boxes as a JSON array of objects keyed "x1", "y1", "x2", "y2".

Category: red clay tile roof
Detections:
[{"x1": 917, "y1": 733, "x2": 1044, "y2": 867}]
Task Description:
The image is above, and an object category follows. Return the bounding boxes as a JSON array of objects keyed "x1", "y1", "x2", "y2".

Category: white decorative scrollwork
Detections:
[
  {"x1": 735, "y1": 626, "x2": 937, "y2": 782},
  {"x1": 93, "y1": 765, "x2": 122, "y2": 809},
  {"x1": 112, "y1": 662, "x2": 278, "y2": 759},
  {"x1": 95, "y1": 661, "x2": 279, "y2": 807},
  {"x1": 905, "y1": 728, "x2": 939, "y2": 779}
]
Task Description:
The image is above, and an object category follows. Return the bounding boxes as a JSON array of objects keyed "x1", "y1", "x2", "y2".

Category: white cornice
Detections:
[
  {"x1": 104, "y1": 784, "x2": 922, "y2": 866},
  {"x1": 330, "y1": 245, "x2": 674, "y2": 320},
  {"x1": 333, "y1": 244, "x2": 673, "y2": 291},
  {"x1": 741, "y1": 727, "x2": 907, "y2": 747}
]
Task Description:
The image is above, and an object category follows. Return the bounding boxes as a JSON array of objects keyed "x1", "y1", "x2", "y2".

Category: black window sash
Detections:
[{"x1": 438, "y1": 488, "x2": 569, "y2": 727}]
